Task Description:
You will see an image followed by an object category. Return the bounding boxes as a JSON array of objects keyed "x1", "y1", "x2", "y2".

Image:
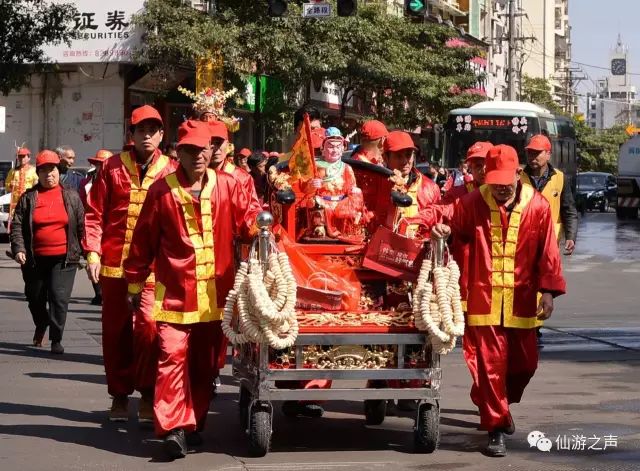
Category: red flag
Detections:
[{"x1": 288, "y1": 113, "x2": 317, "y2": 182}]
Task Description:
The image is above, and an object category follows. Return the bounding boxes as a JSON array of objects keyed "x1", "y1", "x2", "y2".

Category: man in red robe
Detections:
[
  {"x1": 84, "y1": 105, "x2": 176, "y2": 422},
  {"x1": 124, "y1": 120, "x2": 259, "y2": 459},
  {"x1": 431, "y1": 144, "x2": 566, "y2": 457},
  {"x1": 207, "y1": 121, "x2": 261, "y2": 391},
  {"x1": 351, "y1": 120, "x2": 388, "y2": 165},
  {"x1": 442, "y1": 141, "x2": 491, "y2": 204},
  {"x1": 382, "y1": 131, "x2": 441, "y2": 237},
  {"x1": 437, "y1": 141, "x2": 492, "y2": 308}
]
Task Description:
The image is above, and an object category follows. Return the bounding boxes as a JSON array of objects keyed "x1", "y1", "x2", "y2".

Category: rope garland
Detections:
[
  {"x1": 222, "y1": 252, "x2": 299, "y2": 350},
  {"x1": 412, "y1": 251, "x2": 465, "y2": 355}
]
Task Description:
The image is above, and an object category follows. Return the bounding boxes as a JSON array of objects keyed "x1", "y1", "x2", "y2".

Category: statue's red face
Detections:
[{"x1": 322, "y1": 139, "x2": 344, "y2": 163}]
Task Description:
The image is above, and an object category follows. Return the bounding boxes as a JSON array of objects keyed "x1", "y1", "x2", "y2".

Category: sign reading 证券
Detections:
[{"x1": 42, "y1": 0, "x2": 145, "y2": 64}]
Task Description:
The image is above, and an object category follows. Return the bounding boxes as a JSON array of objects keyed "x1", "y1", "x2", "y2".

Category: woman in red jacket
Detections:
[{"x1": 10, "y1": 150, "x2": 85, "y2": 354}]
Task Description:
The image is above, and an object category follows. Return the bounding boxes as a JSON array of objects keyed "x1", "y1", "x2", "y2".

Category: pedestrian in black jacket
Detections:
[{"x1": 10, "y1": 150, "x2": 85, "y2": 354}]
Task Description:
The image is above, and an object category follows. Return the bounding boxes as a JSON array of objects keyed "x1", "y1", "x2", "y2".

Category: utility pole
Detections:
[{"x1": 507, "y1": 0, "x2": 517, "y2": 100}]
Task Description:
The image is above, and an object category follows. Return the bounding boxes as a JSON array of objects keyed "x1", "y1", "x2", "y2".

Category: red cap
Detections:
[
  {"x1": 208, "y1": 120, "x2": 229, "y2": 141},
  {"x1": 485, "y1": 145, "x2": 520, "y2": 185},
  {"x1": 131, "y1": 105, "x2": 163, "y2": 127},
  {"x1": 35, "y1": 150, "x2": 60, "y2": 168},
  {"x1": 269, "y1": 151, "x2": 280, "y2": 158},
  {"x1": 17, "y1": 147, "x2": 31, "y2": 156},
  {"x1": 466, "y1": 141, "x2": 493, "y2": 161},
  {"x1": 236, "y1": 148, "x2": 252, "y2": 158},
  {"x1": 88, "y1": 149, "x2": 113, "y2": 164},
  {"x1": 384, "y1": 131, "x2": 417, "y2": 153},
  {"x1": 311, "y1": 127, "x2": 326, "y2": 150},
  {"x1": 525, "y1": 134, "x2": 552, "y2": 152},
  {"x1": 360, "y1": 120, "x2": 388, "y2": 141},
  {"x1": 177, "y1": 120, "x2": 211, "y2": 149}
]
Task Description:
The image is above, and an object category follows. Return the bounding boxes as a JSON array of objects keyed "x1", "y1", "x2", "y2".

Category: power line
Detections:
[{"x1": 571, "y1": 60, "x2": 640, "y2": 77}]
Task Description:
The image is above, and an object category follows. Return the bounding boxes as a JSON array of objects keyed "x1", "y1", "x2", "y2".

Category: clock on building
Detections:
[{"x1": 611, "y1": 58, "x2": 627, "y2": 76}]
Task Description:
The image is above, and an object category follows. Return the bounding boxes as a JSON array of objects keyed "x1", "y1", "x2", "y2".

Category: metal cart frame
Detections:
[{"x1": 231, "y1": 214, "x2": 443, "y2": 457}]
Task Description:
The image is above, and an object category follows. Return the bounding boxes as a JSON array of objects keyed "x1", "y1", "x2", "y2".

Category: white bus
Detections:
[{"x1": 443, "y1": 101, "x2": 577, "y2": 190}]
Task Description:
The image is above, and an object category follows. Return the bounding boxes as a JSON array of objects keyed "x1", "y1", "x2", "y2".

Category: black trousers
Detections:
[{"x1": 21, "y1": 256, "x2": 77, "y2": 343}]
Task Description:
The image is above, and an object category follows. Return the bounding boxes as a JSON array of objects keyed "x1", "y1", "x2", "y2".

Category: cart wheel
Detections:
[
  {"x1": 248, "y1": 402, "x2": 272, "y2": 457},
  {"x1": 364, "y1": 400, "x2": 387, "y2": 425},
  {"x1": 239, "y1": 385, "x2": 251, "y2": 432},
  {"x1": 414, "y1": 402, "x2": 440, "y2": 453}
]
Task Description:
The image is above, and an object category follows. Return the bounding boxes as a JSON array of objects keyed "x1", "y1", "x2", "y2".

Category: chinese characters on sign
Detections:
[
  {"x1": 455, "y1": 115, "x2": 472, "y2": 133},
  {"x1": 454, "y1": 115, "x2": 530, "y2": 134},
  {"x1": 302, "y1": 2, "x2": 332, "y2": 18},
  {"x1": 380, "y1": 245, "x2": 415, "y2": 270},
  {"x1": 43, "y1": 1, "x2": 144, "y2": 63}
]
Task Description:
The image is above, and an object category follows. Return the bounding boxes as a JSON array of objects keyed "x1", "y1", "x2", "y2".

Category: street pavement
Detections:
[{"x1": 0, "y1": 211, "x2": 639, "y2": 470}]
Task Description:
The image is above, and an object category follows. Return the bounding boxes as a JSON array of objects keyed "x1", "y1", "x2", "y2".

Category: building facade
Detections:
[
  {"x1": 0, "y1": 1, "x2": 149, "y2": 167},
  {"x1": 586, "y1": 37, "x2": 639, "y2": 130},
  {"x1": 520, "y1": 0, "x2": 573, "y2": 111}
]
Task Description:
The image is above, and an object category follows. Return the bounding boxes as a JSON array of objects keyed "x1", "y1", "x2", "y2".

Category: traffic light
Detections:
[
  {"x1": 268, "y1": 0, "x2": 287, "y2": 17},
  {"x1": 337, "y1": 0, "x2": 357, "y2": 17},
  {"x1": 405, "y1": 0, "x2": 427, "y2": 17}
]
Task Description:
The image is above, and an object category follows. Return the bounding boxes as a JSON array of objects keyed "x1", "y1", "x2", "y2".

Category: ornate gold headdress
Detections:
[{"x1": 178, "y1": 85, "x2": 241, "y2": 132}]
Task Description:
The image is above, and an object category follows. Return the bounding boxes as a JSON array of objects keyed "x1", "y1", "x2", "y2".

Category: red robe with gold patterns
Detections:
[
  {"x1": 6, "y1": 165, "x2": 38, "y2": 227},
  {"x1": 351, "y1": 148, "x2": 383, "y2": 166},
  {"x1": 393, "y1": 169, "x2": 441, "y2": 238},
  {"x1": 211, "y1": 160, "x2": 262, "y2": 375},
  {"x1": 438, "y1": 180, "x2": 478, "y2": 308},
  {"x1": 441, "y1": 180, "x2": 477, "y2": 205},
  {"x1": 124, "y1": 167, "x2": 259, "y2": 436},
  {"x1": 82, "y1": 149, "x2": 176, "y2": 398},
  {"x1": 449, "y1": 183, "x2": 566, "y2": 432},
  {"x1": 222, "y1": 160, "x2": 261, "y2": 212}
]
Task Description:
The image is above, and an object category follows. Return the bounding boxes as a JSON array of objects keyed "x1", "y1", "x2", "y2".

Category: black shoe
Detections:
[
  {"x1": 504, "y1": 412, "x2": 515, "y2": 435},
  {"x1": 50, "y1": 342, "x2": 64, "y2": 354},
  {"x1": 164, "y1": 429, "x2": 187, "y2": 459},
  {"x1": 90, "y1": 295, "x2": 102, "y2": 306},
  {"x1": 281, "y1": 401, "x2": 324, "y2": 418},
  {"x1": 485, "y1": 430, "x2": 507, "y2": 457},
  {"x1": 186, "y1": 431, "x2": 203, "y2": 447}
]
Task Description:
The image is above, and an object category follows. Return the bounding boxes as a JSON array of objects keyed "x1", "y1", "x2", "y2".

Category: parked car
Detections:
[{"x1": 576, "y1": 172, "x2": 617, "y2": 213}]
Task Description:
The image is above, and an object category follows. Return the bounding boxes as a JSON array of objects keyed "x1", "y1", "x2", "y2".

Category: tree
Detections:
[
  {"x1": 520, "y1": 74, "x2": 563, "y2": 115},
  {"x1": 573, "y1": 116, "x2": 627, "y2": 174},
  {"x1": 0, "y1": 0, "x2": 77, "y2": 95},
  {"x1": 133, "y1": 0, "x2": 484, "y2": 131}
]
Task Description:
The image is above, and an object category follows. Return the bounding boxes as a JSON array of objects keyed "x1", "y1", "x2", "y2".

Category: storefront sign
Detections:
[
  {"x1": 310, "y1": 80, "x2": 353, "y2": 110},
  {"x1": 242, "y1": 75, "x2": 284, "y2": 113},
  {"x1": 42, "y1": 1, "x2": 145, "y2": 63}
]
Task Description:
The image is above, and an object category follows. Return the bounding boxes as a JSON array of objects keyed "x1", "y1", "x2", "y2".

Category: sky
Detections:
[{"x1": 570, "y1": 0, "x2": 640, "y2": 112}]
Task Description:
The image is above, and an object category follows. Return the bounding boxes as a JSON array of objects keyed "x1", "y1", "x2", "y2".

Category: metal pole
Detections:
[
  {"x1": 507, "y1": 0, "x2": 516, "y2": 100},
  {"x1": 256, "y1": 211, "x2": 274, "y2": 276}
]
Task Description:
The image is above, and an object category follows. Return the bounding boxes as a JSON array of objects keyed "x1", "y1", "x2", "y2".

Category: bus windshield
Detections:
[{"x1": 444, "y1": 118, "x2": 541, "y2": 168}]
